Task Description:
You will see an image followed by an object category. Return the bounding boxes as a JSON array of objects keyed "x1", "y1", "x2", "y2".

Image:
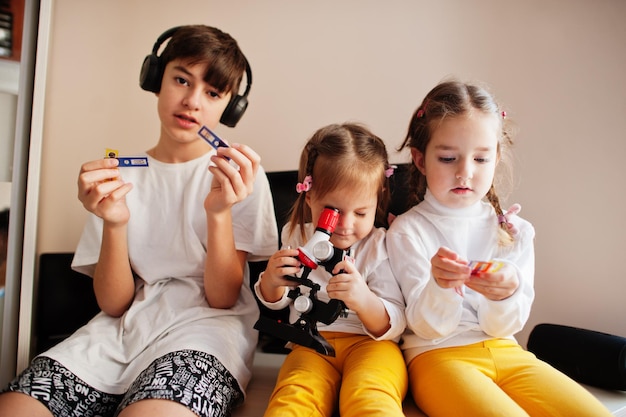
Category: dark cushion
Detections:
[
  {"x1": 36, "y1": 252, "x2": 100, "y2": 353},
  {"x1": 528, "y1": 323, "x2": 626, "y2": 391}
]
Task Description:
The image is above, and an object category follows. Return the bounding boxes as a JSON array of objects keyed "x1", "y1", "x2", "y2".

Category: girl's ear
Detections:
[{"x1": 410, "y1": 148, "x2": 427, "y2": 176}]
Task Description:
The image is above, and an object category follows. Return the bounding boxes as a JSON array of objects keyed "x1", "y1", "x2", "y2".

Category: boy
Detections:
[{"x1": 0, "y1": 25, "x2": 277, "y2": 417}]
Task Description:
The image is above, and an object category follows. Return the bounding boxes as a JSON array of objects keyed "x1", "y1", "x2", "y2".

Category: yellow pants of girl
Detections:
[
  {"x1": 408, "y1": 338, "x2": 613, "y2": 417},
  {"x1": 263, "y1": 331, "x2": 407, "y2": 417}
]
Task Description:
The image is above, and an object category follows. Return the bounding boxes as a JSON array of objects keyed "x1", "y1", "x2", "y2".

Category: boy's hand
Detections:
[
  {"x1": 77, "y1": 158, "x2": 133, "y2": 225},
  {"x1": 465, "y1": 262, "x2": 519, "y2": 300},
  {"x1": 205, "y1": 143, "x2": 260, "y2": 213},
  {"x1": 431, "y1": 246, "x2": 471, "y2": 290}
]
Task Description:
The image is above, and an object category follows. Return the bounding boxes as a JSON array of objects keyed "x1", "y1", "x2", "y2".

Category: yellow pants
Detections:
[
  {"x1": 408, "y1": 339, "x2": 613, "y2": 417},
  {"x1": 264, "y1": 332, "x2": 408, "y2": 417}
]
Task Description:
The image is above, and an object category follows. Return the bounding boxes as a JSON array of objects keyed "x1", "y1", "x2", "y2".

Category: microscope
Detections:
[{"x1": 254, "y1": 207, "x2": 348, "y2": 356}]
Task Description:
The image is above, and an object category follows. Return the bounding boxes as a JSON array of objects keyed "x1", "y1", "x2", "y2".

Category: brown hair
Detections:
[
  {"x1": 289, "y1": 123, "x2": 391, "y2": 241},
  {"x1": 398, "y1": 80, "x2": 516, "y2": 245},
  {"x1": 159, "y1": 25, "x2": 246, "y2": 97}
]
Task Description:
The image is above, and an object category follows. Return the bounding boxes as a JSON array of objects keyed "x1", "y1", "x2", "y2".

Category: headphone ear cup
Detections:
[
  {"x1": 139, "y1": 54, "x2": 163, "y2": 93},
  {"x1": 220, "y1": 95, "x2": 249, "y2": 128}
]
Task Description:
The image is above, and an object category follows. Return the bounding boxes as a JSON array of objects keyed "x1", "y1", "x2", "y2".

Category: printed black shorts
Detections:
[
  {"x1": 120, "y1": 349, "x2": 244, "y2": 416},
  {"x1": 4, "y1": 357, "x2": 123, "y2": 416},
  {"x1": 4, "y1": 350, "x2": 244, "y2": 417}
]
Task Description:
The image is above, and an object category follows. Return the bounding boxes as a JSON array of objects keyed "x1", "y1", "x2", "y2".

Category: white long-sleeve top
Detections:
[
  {"x1": 386, "y1": 190, "x2": 535, "y2": 363},
  {"x1": 255, "y1": 224, "x2": 406, "y2": 342}
]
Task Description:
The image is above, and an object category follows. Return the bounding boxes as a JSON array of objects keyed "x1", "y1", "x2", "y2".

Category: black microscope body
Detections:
[{"x1": 254, "y1": 207, "x2": 348, "y2": 356}]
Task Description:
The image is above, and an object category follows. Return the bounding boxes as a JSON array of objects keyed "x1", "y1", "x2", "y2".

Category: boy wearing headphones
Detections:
[{"x1": 0, "y1": 25, "x2": 277, "y2": 417}]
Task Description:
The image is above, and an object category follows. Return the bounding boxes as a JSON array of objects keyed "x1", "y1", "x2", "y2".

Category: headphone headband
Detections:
[
  {"x1": 151, "y1": 26, "x2": 183, "y2": 55},
  {"x1": 139, "y1": 26, "x2": 251, "y2": 127}
]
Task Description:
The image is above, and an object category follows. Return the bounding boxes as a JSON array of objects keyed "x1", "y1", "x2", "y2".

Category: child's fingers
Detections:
[
  {"x1": 433, "y1": 255, "x2": 470, "y2": 276},
  {"x1": 270, "y1": 252, "x2": 301, "y2": 269},
  {"x1": 217, "y1": 144, "x2": 259, "y2": 191},
  {"x1": 275, "y1": 248, "x2": 300, "y2": 260},
  {"x1": 78, "y1": 160, "x2": 121, "y2": 190},
  {"x1": 209, "y1": 154, "x2": 253, "y2": 201},
  {"x1": 434, "y1": 246, "x2": 456, "y2": 260},
  {"x1": 433, "y1": 247, "x2": 469, "y2": 267},
  {"x1": 78, "y1": 171, "x2": 123, "y2": 194},
  {"x1": 80, "y1": 157, "x2": 119, "y2": 173},
  {"x1": 231, "y1": 144, "x2": 259, "y2": 192},
  {"x1": 465, "y1": 280, "x2": 516, "y2": 301},
  {"x1": 208, "y1": 143, "x2": 263, "y2": 206},
  {"x1": 208, "y1": 160, "x2": 245, "y2": 203},
  {"x1": 331, "y1": 259, "x2": 356, "y2": 276},
  {"x1": 106, "y1": 181, "x2": 134, "y2": 201},
  {"x1": 471, "y1": 265, "x2": 518, "y2": 290},
  {"x1": 229, "y1": 143, "x2": 260, "y2": 172},
  {"x1": 432, "y1": 251, "x2": 471, "y2": 290},
  {"x1": 81, "y1": 181, "x2": 132, "y2": 215}
]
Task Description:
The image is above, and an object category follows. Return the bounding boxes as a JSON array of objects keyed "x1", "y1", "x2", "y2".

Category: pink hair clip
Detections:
[
  {"x1": 416, "y1": 99, "x2": 429, "y2": 118},
  {"x1": 498, "y1": 203, "x2": 521, "y2": 235},
  {"x1": 296, "y1": 175, "x2": 312, "y2": 193},
  {"x1": 385, "y1": 165, "x2": 397, "y2": 178}
]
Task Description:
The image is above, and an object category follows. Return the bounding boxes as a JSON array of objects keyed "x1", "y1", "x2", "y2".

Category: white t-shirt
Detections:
[
  {"x1": 255, "y1": 223, "x2": 406, "y2": 342},
  {"x1": 43, "y1": 152, "x2": 278, "y2": 395},
  {"x1": 386, "y1": 190, "x2": 535, "y2": 363}
]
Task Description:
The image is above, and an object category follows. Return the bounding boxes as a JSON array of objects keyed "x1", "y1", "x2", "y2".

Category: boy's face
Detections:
[{"x1": 156, "y1": 59, "x2": 232, "y2": 146}]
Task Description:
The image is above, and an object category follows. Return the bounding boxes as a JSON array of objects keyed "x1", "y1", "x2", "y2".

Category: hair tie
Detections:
[
  {"x1": 385, "y1": 165, "x2": 397, "y2": 178},
  {"x1": 296, "y1": 175, "x2": 312, "y2": 193},
  {"x1": 498, "y1": 203, "x2": 521, "y2": 235}
]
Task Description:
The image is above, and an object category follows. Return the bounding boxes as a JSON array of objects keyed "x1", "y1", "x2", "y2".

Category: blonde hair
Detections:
[{"x1": 289, "y1": 123, "x2": 391, "y2": 241}]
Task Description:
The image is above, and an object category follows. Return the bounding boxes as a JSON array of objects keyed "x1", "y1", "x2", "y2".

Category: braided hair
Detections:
[{"x1": 398, "y1": 80, "x2": 516, "y2": 246}]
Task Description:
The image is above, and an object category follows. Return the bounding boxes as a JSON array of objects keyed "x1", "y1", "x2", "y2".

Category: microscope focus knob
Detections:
[
  {"x1": 294, "y1": 295, "x2": 314, "y2": 314},
  {"x1": 312, "y1": 241, "x2": 334, "y2": 262}
]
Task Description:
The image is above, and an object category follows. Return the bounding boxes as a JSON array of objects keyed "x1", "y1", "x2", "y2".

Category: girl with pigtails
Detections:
[
  {"x1": 386, "y1": 80, "x2": 612, "y2": 416},
  {"x1": 255, "y1": 123, "x2": 408, "y2": 417}
]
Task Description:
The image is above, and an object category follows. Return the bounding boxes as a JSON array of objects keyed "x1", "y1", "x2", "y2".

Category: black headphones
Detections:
[{"x1": 139, "y1": 26, "x2": 252, "y2": 128}]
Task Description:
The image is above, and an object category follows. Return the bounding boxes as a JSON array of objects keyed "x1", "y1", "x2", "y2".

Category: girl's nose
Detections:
[
  {"x1": 336, "y1": 213, "x2": 352, "y2": 230},
  {"x1": 456, "y1": 159, "x2": 473, "y2": 181}
]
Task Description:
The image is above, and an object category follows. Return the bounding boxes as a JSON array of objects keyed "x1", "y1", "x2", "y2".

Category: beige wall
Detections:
[{"x1": 35, "y1": 0, "x2": 626, "y2": 346}]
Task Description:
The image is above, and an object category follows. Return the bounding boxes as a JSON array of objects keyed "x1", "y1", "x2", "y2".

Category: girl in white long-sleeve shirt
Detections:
[
  {"x1": 256, "y1": 123, "x2": 407, "y2": 417},
  {"x1": 386, "y1": 80, "x2": 612, "y2": 417}
]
